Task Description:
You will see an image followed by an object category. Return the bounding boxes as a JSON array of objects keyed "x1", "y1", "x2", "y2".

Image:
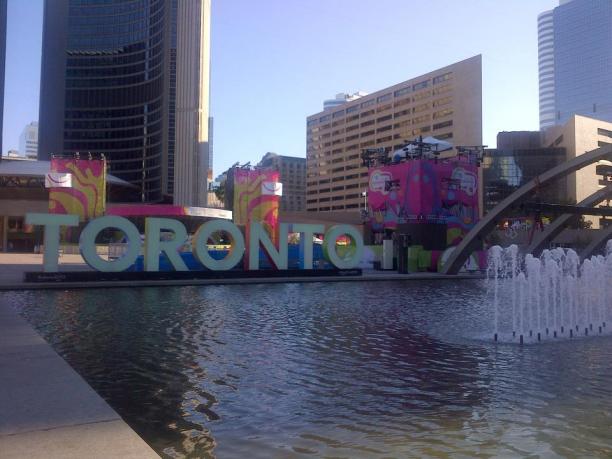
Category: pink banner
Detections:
[{"x1": 367, "y1": 158, "x2": 479, "y2": 245}]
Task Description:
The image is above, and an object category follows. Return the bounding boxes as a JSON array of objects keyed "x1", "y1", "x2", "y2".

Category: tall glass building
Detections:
[
  {"x1": 38, "y1": 0, "x2": 211, "y2": 205},
  {"x1": 538, "y1": 0, "x2": 612, "y2": 130}
]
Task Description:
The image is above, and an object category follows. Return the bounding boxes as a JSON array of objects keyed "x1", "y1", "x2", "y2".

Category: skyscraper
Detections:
[
  {"x1": 538, "y1": 0, "x2": 612, "y2": 129},
  {"x1": 38, "y1": 0, "x2": 211, "y2": 205},
  {"x1": 19, "y1": 122, "x2": 38, "y2": 159},
  {"x1": 0, "y1": 0, "x2": 6, "y2": 159}
]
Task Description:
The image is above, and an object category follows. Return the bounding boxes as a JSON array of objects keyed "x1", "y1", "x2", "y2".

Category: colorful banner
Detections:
[
  {"x1": 232, "y1": 169, "x2": 280, "y2": 231},
  {"x1": 367, "y1": 158, "x2": 479, "y2": 245},
  {"x1": 49, "y1": 158, "x2": 107, "y2": 222}
]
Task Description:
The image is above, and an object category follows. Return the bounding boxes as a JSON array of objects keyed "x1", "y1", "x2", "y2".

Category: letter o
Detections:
[
  {"x1": 323, "y1": 225, "x2": 364, "y2": 269},
  {"x1": 79, "y1": 216, "x2": 140, "y2": 272},
  {"x1": 194, "y1": 220, "x2": 245, "y2": 270}
]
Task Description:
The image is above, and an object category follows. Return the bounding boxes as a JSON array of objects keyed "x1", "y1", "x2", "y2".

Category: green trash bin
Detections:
[{"x1": 407, "y1": 245, "x2": 422, "y2": 273}]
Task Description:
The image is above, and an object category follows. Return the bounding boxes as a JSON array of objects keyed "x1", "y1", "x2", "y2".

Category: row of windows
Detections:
[
  {"x1": 64, "y1": 131, "x2": 162, "y2": 150},
  {"x1": 65, "y1": 77, "x2": 163, "y2": 109},
  {"x1": 310, "y1": 80, "x2": 454, "y2": 125},
  {"x1": 307, "y1": 193, "x2": 361, "y2": 204},
  {"x1": 307, "y1": 204, "x2": 360, "y2": 211},
  {"x1": 65, "y1": 97, "x2": 163, "y2": 120},
  {"x1": 310, "y1": 109, "x2": 454, "y2": 141}
]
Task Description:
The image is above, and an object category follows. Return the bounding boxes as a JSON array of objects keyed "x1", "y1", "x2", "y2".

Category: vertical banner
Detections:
[
  {"x1": 48, "y1": 158, "x2": 107, "y2": 222},
  {"x1": 231, "y1": 168, "x2": 281, "y2": 267}
]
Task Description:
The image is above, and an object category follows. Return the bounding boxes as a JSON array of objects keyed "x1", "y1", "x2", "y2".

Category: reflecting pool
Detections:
[{"x1": 7, "y1": 281, "x2": 612, "y2": 458}]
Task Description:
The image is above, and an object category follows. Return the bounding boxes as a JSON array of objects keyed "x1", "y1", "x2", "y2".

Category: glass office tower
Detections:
[
  {"x1": 538, "y1": 0, "x2": 612, "y2": 130},
  {"x1": 39, "y1": 0, "x2": 211, "y2": 204}
]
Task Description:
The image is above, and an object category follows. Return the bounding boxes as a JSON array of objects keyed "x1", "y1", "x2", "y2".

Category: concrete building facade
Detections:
[
  {"x1": 538, "y1": 0, "x2": 612, "y2": 129},
  {"x1": 257, "y1": 152, "x2": 306, "y2": 212},
  {"x1": 542, "y1": 115, "x2": 612, "y2": 226},
  {"x1": 38, "y1": 0, "x2": 211, "y2": 205},
  {"x1": 306, "y1": 55, "x2": 482, "y2": 213},
  {"x1": 484, "y1": 116, "x2": 612, "y2": 227}
]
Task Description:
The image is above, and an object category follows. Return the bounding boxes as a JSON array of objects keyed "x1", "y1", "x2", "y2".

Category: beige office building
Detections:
[
  {"x1": 305, "y1": 55, "x2": 482, "y2": 212},
  {"x1": 542, "y1": 114, "x2": 612, "y2": 227}
]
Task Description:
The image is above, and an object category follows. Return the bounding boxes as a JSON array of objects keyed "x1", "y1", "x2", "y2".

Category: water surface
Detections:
[{"x1": 7, "y1": 281, "x2": 612, "y2": 458}]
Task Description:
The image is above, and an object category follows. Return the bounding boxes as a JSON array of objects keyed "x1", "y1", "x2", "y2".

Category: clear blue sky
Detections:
[{"x1": 3, "y1": 0, "x2": 557, "y2": 176}]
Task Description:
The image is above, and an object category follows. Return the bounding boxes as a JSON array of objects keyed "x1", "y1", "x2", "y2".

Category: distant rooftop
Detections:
[
  {"x1": 323, "y1": 91, "x2": 368, "y2": 111},
  {"x1": 0, "y1": 159, "x2": 135, "y2": 188}
]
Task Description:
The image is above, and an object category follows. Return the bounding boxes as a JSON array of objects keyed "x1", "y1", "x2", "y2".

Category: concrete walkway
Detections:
[
  {"x1": 0, "y1": 304, "x2": 159, "y2": 458},
  {"x1": 0, "y1": 253, "x2": 483, "y2": 290}
]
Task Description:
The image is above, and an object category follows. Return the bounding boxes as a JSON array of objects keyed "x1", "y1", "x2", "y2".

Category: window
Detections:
[
  {"x1": 360, "y1": 99, "x2": 375, "y2": 108},
  {"x1": 376, "y1": 103, "x2": 392, "y2": 113},
  {"x1": 433, "y1": 72, "x2": 452, "y2": 84},
  {"x1": 346, "y1": 105, "x2": 359, "y2": 113},
  {"x1": 433, "y1": 108, "x2": 453, "y2": 119},
  {"x1": 377, "y1": 124, "x2": 392, "y2": 133},
  {"x1": 361, "y1": 109, "x2": 375, "y2": 117},
  {"x1": 377, "y1": 114, "x2": 393, "y2": 123},
  {"x1": 433, "y1": 84, "x2": 452, "y2": 95},
  {"x1": 598, "y1": 128, "x2": 612, "y2": 138},
  {"x1": 394, "y1": 87, "x2": 411, "y2": 97},
  {"x1": 432, "y1": 96, "x2": 452, "y2": 107},
  {"x1": 413, "y1": 90, "x2": 432, "y2": 101},
  {"x1": 437, "y1": 132, "x2": 453, "y2": 140},
  {"x1": 332, "y1": 185, "x2": 344, "y2": 191},
  {"x1": 377, "y1": 93, "x2": 392, "y2": 103},
  {"x1": 394, "y1": 109, "x2": 411, "y2": 118},
  {"x1": 319, "y1": 114, "x2": 331, "y2": 122},
  {"x1": 412, "y1": 80, "x2": 429, "y2": 91},
  {"x1": 394, "y1": 97, "x2": 411, "y2": 108},
  {"x1": 433, "y1": 120, "x2": 453, "y2": 130},
  {"x1": 360, "y1": 120, "x2": 375, "y2": 128},
  {"x1": 413, "y1": 114, "x2": 430, "y2": 124},
  {"x1": 361, "y1": 129, "x2": 375, "y2": 137},
  {"x1": 332, "y1": 110, "x2": 345, "y2": 118},
  {"x1": 347, "y1": 114, "x2": 359, "y2": 122},
  {"x1": 414, "y1": 103, "x2": 430, "y2": 113},
  {"x1": 307, "y1": 119, "x2": 318, "y2": 126}
]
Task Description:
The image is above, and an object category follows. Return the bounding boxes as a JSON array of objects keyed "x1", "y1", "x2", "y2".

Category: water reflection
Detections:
[{"x1": 7, "y1": 281, "x2": 612, "y2": 458}]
